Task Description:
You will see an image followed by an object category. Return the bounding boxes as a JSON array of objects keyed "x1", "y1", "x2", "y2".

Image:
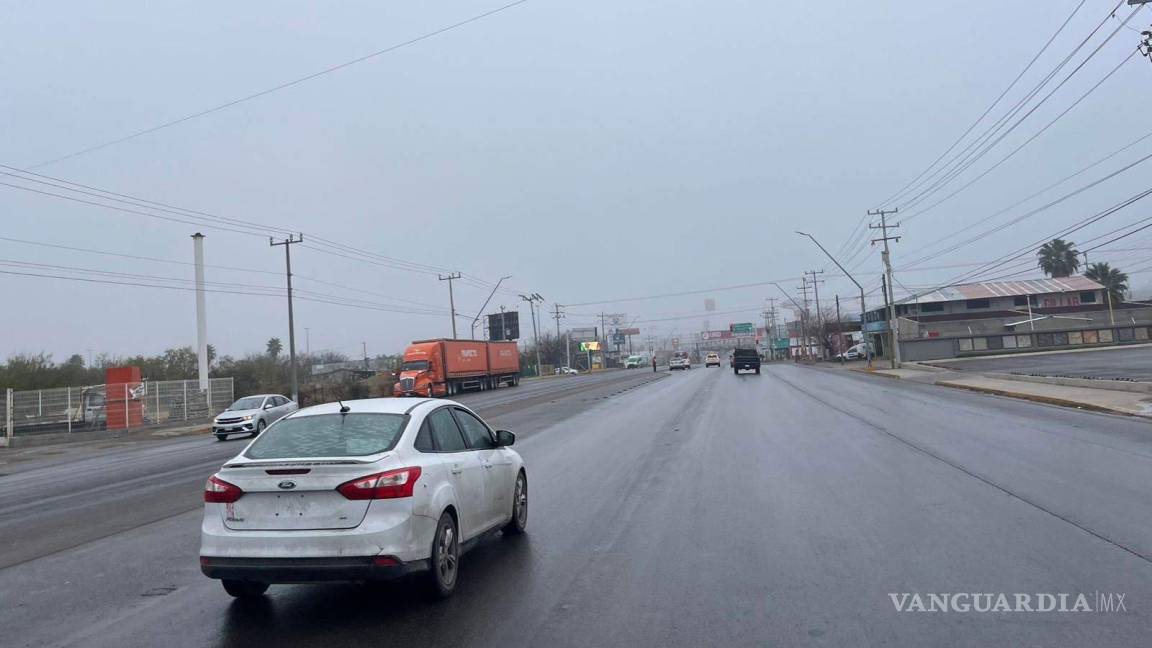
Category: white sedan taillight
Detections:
[
  {"x1": 204, "y1": 475, "x2": 243, "y2": 503},
  {"x1": 337, "y1": 467, "x2": 422, "y2": 500}
]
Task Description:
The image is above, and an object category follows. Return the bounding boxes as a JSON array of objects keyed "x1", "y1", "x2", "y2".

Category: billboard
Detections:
[
  {"x1": 618, "y1": 327, "x2": 640, "y2": 336},
  {"x1": 702, "y1": 328, "x2": 763, "y2": 340},
  {"x1": 570, "y1": 327, "x2": 598, "y2": 342},
  {"x1": 487, "y1": 312, "x2": 520, "y2": 341},
  {"x1": 579, "y1": 341, "x2": 601, "y2": 351}
]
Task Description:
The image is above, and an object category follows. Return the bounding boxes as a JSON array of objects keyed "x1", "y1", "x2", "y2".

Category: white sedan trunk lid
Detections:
[{"x1": 217, "y1": 458, "x2": 395, "y2": 531}]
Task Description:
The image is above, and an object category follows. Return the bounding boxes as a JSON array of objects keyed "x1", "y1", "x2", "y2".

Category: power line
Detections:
[
  {"x1": 0, "y1": 166, "x2": 522, "y2": 292},
  {"x1": 0, "y1": 233, "x2": 450, "y2": 310},
  {"x1": 901, "y1": 45, "x2": 1142, "y2": 222},
  {"x1": 874, "y1": 0, "x2": 1090, "y2": 208},
  {"x1": 897, "y1": 128, "x2": 1152, "y2": 267},
  {"x1": 0, "y1": 257, "x2": 449, "y2": 315},
  {"x1": 907, "y1": 184, "x2": 1152, "y2": 299},
  {"x1": 565, "y1": 276, "x2": 806, "y2": 307},
  {"x1": 29, "y1": 1, "x2": 533, "y2": 169},
  {"x1": 899, "y1": 145, "x2": 1152, "y2": 270},
  {"x1": 885, "y1": 1, "x2": 1133, "y2": 216}
]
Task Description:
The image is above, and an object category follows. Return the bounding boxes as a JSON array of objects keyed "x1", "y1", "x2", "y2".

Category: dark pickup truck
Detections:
[{"x1": 732, "y1": 348, "x2": 761, "y2": 375}]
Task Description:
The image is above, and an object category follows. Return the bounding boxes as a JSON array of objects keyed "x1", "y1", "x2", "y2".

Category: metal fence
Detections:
[{"x1": 3, "y1": 377, "x2": 233, "y2": 442}]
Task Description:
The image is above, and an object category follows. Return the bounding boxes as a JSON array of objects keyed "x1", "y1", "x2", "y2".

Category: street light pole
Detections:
[
  {"x1": 795, "y1": 231, "x2": 873, "y2": 368},
  {"x1": 470, "y1": 275, "x2": 512, "y2": 339}
]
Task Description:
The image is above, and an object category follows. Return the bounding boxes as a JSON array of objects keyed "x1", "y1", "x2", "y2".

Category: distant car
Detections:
[
  {"x1": 624, "y1": 355, "x2": 645, "y2": 369},
  {"x1": 212, "y1": 394, "x2": 297, "y2": 441},
  {"x1": 669, "y1": 352, "x2": 691, "y2": 371},
  {"x1": 200, "y1": 398, "x2": 526, "y2": 600},
  {"x1": 705, "y1": 352, "x2": 720, "y2": 368},
  {"x1": 554, "y1": 366, "x2": 579, "y2": 375}
]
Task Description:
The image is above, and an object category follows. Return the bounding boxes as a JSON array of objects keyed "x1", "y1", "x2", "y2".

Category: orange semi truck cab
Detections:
[{"x1": 393, "y1": 339, "x2": 520, "y2": 398}]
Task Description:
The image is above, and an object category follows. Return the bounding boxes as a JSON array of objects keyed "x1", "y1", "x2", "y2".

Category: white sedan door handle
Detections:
[
  {"x1": 450, "y1": 464, "x2": 463, "y2": 475},
  {"x1": 483, "y1": 462, "x2": 494, "y2": 469}
]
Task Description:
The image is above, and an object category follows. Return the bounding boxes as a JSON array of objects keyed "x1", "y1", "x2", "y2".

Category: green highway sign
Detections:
[{"x1": 731, "y1": 322, "x2": 754, "y2": 335}]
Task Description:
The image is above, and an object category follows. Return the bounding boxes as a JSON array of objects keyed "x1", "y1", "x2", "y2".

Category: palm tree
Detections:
[
  {"x1": 266, "y1": 337, "x2": 283, "y2": 358},
  {"x1": 1036, "y1": 238, "x2": 1081, "y2": 277},
  {"x1": 1084, "y1": 262, "x2": 1128, "y2": 304}
]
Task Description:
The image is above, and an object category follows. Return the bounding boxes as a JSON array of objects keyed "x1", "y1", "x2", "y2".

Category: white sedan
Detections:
[
  {"x1": 199, "y1": 398, "x2": 527, "y2": 599},
  {"x1": 212, "y1": 394, "x2": 297, "y2": 441}
]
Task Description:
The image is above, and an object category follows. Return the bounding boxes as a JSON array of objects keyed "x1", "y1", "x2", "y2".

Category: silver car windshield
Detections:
[
  {"x1": 228, "y1": 396, "x2": 265, "y2": 411},
  {"x1": 244, "y1": 413, "x2": 406, "y2": 459}
]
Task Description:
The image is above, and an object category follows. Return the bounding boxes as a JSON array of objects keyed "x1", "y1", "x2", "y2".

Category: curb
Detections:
[
  {"x1": 935, "y1": 381, "x2": 1145, "y2": 418},
  {"x1": 984, "y1": 372, "x2": 1152, "y2": 394},
  {"x1": 849, "y1": 367, "x2": 903, "y2": 380}
]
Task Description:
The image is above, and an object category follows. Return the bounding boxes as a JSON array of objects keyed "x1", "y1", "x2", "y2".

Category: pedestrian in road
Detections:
[{"x1": 652, "y1": 357, "x2": 657, "y2": 373}]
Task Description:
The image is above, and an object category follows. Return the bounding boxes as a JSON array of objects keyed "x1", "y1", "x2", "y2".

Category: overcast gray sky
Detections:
[{"x1": 3, "y1": 0, "x2": 1151, "y2": 362}]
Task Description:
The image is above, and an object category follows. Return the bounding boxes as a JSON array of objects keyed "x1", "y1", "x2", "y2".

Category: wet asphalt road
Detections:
[
  {"x1": 2, "y1": 364, "x2": 1151, "y2": 647},
  {"x1": 936, "y1": 345, "x2": 1152, "y2": 380}
]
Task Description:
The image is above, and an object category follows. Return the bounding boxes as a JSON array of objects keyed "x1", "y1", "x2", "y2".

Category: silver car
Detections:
[
  {"x1": 212, "y1": 394, "x2": 297, "y2": 441},
  {"x1": 200, "y1": 398, "x2": 527, "y2": 599}
]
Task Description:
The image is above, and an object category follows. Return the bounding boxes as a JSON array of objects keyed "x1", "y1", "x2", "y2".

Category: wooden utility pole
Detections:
[{"x1": 869, "y1": 208, "x2": 901, "y2": 368}]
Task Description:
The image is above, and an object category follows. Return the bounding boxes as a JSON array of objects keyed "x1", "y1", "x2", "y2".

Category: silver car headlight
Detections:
[{"x1": 241, "y1": 415, "x2": 253, "y2": 421}]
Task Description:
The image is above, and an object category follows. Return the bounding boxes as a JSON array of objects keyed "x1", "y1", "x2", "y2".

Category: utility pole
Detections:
[
  {"x1": 270, "y1": 234, "x2": 303, "y2": 402},
  {"x1": 765, "y1": 297, "x2": 779, "y2": 359},
  {"x1": 599, "y1": 312, "x2": 607, "y2": 368},
  {"x1": 881, "y1": 274, "x2": 892, "y2": 363},
  {"x1": 835, "y1": 294, "x2": 844, "y2": 360},
  {"x1": 305, "y1": 327, "x2": 311, "y2": 356},
  {"x1": 362, "y1": 341, "x2": 368, "y2": 370},
  {"x1": 797, "y1": 277, "x2": 811, "y2": 359},
  {"x1": 805, "y1": 270, "x2": 825, "y2": 359},
  {"x1": 554, "y1": 303, "x2": 570, "y2": 370},
  {"x1": 771, "y1": 282, "x2": 806, "y2": 361},
  {"x1": 520, "y1": 293, "x2": 544, "y2": 376},
  {"x1": 439, "y1": 272, "x2": 462, "y2": 338},
  {"x1": 869, "y1": 208, "x2": 902, "y2": 368}
]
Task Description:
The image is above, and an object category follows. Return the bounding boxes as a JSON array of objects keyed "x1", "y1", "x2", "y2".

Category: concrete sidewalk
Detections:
[{"x1": 843, "y1": 363, "x2": 1152, "y2": 419}]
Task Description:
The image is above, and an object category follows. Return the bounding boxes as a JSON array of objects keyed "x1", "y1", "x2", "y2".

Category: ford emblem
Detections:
[{"x1": 277, "y1": 480, "x2": 296, "y2": 490}]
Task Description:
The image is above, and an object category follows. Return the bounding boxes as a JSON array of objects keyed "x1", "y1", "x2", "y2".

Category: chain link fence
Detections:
[{"x1": 3, "y1": 377, "x2": 233, "y2": 442}]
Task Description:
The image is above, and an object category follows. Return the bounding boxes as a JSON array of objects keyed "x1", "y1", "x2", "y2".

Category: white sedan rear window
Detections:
[{"x1": 245, "y1": 413, "x2": 406, "y2": 459}]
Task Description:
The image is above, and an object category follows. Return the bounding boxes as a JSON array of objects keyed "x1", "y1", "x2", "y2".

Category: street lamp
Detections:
[
  {"x1": 470, "y1": 275, "x2": 513, "y2": 339},
  {"x1": 795, "y1": 231, "x2": 873, "y2": 368}
]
